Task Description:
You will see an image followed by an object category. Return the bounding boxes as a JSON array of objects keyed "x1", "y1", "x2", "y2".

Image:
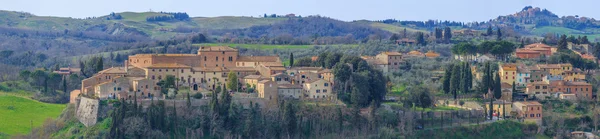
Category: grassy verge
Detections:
[{"x1": 0, "y1": 95, "x2": 66, "y2": 136}]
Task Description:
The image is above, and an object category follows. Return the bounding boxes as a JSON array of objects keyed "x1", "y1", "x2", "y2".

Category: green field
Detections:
[
  {"x1": 531, "y1": 26, "x2": 582, "y2": 35},
  {"x1": 193, "y1": 43, "x2": 358, "y2": 50},
  {"x1": 0, "y1": 95, "x2": 66, "y2": 136},
  {"x1": 368, "y1": 22, "x2": 428, "y2": 33},
  {"x1": 531, "y1": 26, "x2": 600, "y2": 41}
]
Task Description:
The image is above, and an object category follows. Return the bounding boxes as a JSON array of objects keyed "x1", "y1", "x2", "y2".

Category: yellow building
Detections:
[
  {"x1": 257, "y1": 80, "x2": 278, "y2": 101},
  {"x1": 302, "y1": 79, "x2": 333, "y2": 99},
  {"x1": 537, "y1": 64, "x2": 572, "y2": 76},
  {"x1": 499, "y1": 64, "x2": 517, "y2": 85},
  {"x1": 485, "y1": 100, "x2": 512, "y2": 118}
]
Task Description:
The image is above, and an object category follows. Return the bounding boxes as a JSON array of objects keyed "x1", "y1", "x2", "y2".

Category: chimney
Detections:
[{"x1": 124, "y1": 60, "x2": 129, "y2": 73}]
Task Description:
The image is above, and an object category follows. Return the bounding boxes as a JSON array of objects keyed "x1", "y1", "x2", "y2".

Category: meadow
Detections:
[{"x1": 0, "y1": 94, "x2": 66, "y2": 137}]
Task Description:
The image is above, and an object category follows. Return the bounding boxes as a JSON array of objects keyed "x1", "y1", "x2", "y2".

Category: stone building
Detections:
[
  {"x1": 513, "y1": 101, "x2": 543, "y2": 123},
  {"x1": 303, "y1": 79, "x2": 333, "y2": 99}
]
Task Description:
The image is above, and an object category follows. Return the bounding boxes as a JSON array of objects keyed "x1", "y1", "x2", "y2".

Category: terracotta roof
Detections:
[
  {"x1": 269, "y1": 67, "x2": 287, "y2": 71},
  {"x1": 132, "y1": 54, "x2": 198, "y2": 57},
  {"x1": 146, "y1": 63, "x2": 191, "y2": 68},
  {"x1": 305, "y1": 79, "x2": 327, "y2": 84},
  {"x1": 290, "y1": 67, "x2": 323, "y2": 71},
  {"x1": 271, "y1": 73, "x2": 288, "y2": 77},
  {"x1": 260, "y1": 62, "x2": 284, "y2": 67},
  {"x1": 516, "y1": 49, "x2": 541, "y2": 53},
  {"x1": 258, "y1": 80, "x2": 272, "y2": 84},
  {"x1": 192, "y1": 67, "x2": 223, "y2": 72},
  {"x1": 525, "y1": 43, "x2": 552, "y2": 49},
  {"x1": 537, "y1": 64, "x2": 560, "y2": 69},
  {"x1": 364, "y1": 58, "x2": 386, "y2": 65},
  {"x1": 98, "y1": 67, "x2": 128, "y2": 74},
  {"x1": 529, "y1": 47, "x2": 551, "y2": 51},
  {"x1": 517, "y1": 65, "x2": 531, "y2": 73},
  {"x1": 383, "y1": 51, "x2": 402, "y2": 56},
  {"x1": 225, "y1": 67, "x2": 256, "y2": 72},
  {"x1": 318, "y1": 69, "x2": 332, "y2": 73},
  {"x1": 501, "y1": 64, "x2": 517, "y2": 71},
  {"x1": 566, "y1": 81, "x2": 591, "y2": 86},
  {"x1": 244, "y1": 75, "x2": 265, "y2": 79},
  {"x1": 278, "y1": 84, "x2": 302, "y2": 89},
  {"x1": 237, "y1": 56, "x2": 280, "y2": 62},
  {"x1": 515, "y1": 101, "x2": 542, "y2": 106},
  {"x1": 528, "y1": 81, "x2": 549, "y2": 85},
  {"x1": 198, "y1": 46, "x2": 237, "y2": 52},
  {"x1": 407, "y1": 50, "x2": 424, "y2": 56},
  {"x1": 425, "y1": 51, "x2": 440, "y2": 58}
]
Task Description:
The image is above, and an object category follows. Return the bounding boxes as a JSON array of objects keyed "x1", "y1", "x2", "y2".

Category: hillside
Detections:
[
  {"x1": 217, "y1": 16, "x2": 390, "y2": 39},
  {"x1": 0, "y1": 95, "x2": 66, "y2": 137}
]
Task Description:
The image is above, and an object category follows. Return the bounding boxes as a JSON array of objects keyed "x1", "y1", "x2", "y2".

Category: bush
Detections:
[{"x1": 192, "y1": 93, "x2": 203, "y2": 99}]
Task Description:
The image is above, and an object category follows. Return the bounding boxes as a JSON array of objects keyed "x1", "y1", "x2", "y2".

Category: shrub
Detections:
[{"x1": 192, "y1": 93, "x2": 203, "y2": 99}]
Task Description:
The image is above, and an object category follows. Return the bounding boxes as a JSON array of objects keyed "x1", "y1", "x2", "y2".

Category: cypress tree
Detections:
[
  {"x1": 289, "y1": 53, "x2": 294, "y2": 67},
  {"x1": 442, "y1": 64, "x2": 453, "y2": 94},
  {"x1": 450, "y1": 64, "x2": 461, "y2": 100},
  {"x1": 493, "y1": 72, "x2": 502, "y2": 99}
]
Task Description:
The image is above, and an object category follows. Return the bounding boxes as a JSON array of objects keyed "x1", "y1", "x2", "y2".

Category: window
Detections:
[
  {"x1": 158, "y1": 76, "x2": 162, "y2": 80},
  {"x1": 323, "y1": 89, "x2": 327, "y2": 93},
  {"x1": 204, "y1": 56, "x2": 207, "y2": 61},
  {"x1": 145, "y1": 85, "x2": 148, "y2": 88},
  {"x1": 159, "y1": 69, "x2": 162, "y2": 72},
  {"x1": 530, "y1": 114, "x2": 534, "y2": 117},
  {"x1": 152, "y1": 76, "x2": 155, "y2": 80},
  {"x1": 222, "y1": 51, "x2": 225, "y2": 54},
  {"x1": 505, "y1": 77, "x2": 508, "y2": 79},
  {"x1": 152, "y1": 69, "x2": 155, "y2": 72},
  {"x1": 316, "y1": 90, "x2": 320, "y2": 93},
  {"x1": 181, "y1": 69, "x2": 184, "y2": 73},
  {"x1": 216, "y1": 56, "x2": 219, "y2": 61},
  {"x1": 172, "y1": 69, "x2": 175, "y2": 72},
  {"x1": 537, "y1": 107, "x2": 540, "y2": 110},
  {"x1": 324, "y1": 83, "x2": 329, "y2": 86},
  {"x1": 213, "y1": 72, "x2": 216, "y2": 75},
  {"x1": 537, "y1": 114, "x2": 541, "y2": 117}
]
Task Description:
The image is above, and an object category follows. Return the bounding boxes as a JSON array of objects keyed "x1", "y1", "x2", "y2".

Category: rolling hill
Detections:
[{"x1": 0, "y1": 94, "x2": 66, "y2": 137}]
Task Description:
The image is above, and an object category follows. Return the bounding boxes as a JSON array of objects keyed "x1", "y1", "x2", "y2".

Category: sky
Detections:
[{"x1": 1, "y1": 0, "x2": 598, "y2": 22}]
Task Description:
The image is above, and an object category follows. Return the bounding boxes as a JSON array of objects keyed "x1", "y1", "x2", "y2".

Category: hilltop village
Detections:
[{"x1": 73, "y1": 46, "x2": 337, "y2": 107}]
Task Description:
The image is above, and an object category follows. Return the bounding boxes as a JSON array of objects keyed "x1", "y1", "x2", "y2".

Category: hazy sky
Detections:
[{"x1": 2, "y1": 0, "x2": 597, "y2": 22}]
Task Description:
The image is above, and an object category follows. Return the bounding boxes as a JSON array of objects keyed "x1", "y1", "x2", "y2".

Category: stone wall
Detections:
[{"x1": 76, "y1": 97, "x2": 99, "y2": 127}]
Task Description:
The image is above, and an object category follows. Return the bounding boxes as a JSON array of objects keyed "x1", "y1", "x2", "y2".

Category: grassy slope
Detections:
[
  {"x1": 192, "y1": 16, "x2": 286, "y2": 30},
  {"x1": 368, "y1": 22, "x2": 428, "y2": 33},
  {"x1": 0, "y1": 95, "x2": 66, "y2": 136},
  {"x1": 532, "y1": 26, "x2": 600, "y2": 41}
]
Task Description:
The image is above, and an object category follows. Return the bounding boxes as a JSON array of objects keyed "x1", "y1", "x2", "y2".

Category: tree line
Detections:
[
  {"x1": 452, "y1": 40, "x2": 515, "y2": 60},
  {"x1": 442, "y1": 62, "x2": 473, "y2": 100},
  {"x1": 146, "y1": 12, "x2": 190, "y2": 22}
]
